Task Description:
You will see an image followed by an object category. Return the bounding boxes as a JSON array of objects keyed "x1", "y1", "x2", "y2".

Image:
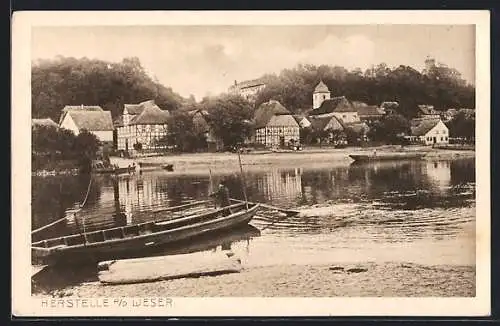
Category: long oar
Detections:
[{"x1": 230, "y1": 198, "x2": 299, "y2": 216}]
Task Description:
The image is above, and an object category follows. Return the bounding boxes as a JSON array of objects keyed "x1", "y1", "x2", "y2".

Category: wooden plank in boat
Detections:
[{"x1": 97, "y1": 251, "x2": 242, "y2": 285}]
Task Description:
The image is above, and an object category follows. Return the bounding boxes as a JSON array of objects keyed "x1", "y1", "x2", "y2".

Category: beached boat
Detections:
[
  {"x1": 32, "y1": 201, "x2": 259, "y2": 266},
  {"x1": 349, "y1": 152, "x2": 426, "y2": 162}
]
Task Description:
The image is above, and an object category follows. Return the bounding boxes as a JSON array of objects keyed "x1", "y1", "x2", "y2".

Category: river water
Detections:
[{"x1": 32, "y1": 158, "x2": 476, "y2": 271}]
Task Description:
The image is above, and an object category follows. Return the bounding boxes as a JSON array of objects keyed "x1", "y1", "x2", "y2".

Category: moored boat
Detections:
[
  {"x1": 32, "y1": 201, "x2": 259, "y2": 266},
  {"x1": 162, "y1": 164, "x2": 174, "y2": 171},
  {"x1": 349, "y1": 152, "x2": 426, "y2": 162}
]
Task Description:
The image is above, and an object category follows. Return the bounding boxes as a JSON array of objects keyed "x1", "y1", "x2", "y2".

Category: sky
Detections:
[{"x1": 32, "y1": 25, "x2": 475, "y2": 100}]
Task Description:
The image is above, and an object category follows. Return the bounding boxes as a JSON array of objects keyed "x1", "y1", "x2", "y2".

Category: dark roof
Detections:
[
  {"x1": 292, "y1": 115, "x2": 308, "y2": 123},
  {"x1": 309, "y1": 116, "x2": 343, "y2": 131},
  {"x1": 129, "y1": 101, "x2": 170, "y2": 125},
  {"x1": 266, "y1": 115, "x2": 300, "y2": 128},
  {"x1": 418, "y1": 105, "x2": 440, "y2": 115},
  {"x1": 124, "y1": 103, "x2": 144, "y2": 115},
  {"x1": 352, "y1": 102, "x2": 384, "y2": 117},
  {"x1": 314, "y1": 80, "x2": 329, "y2": 93},
  {"x1": 411, "y1": 118, "x2": 443, "y2": 136},
  {"x1": 59, "y1": 105, "x2": 104, "y2": 125},
  {"x1": 380, "y1": 101, "x2": 399, "y2": 109},
  {"x1": 62, "y1": 105, "x2": 103, "y2": 113},
  {"x1": 66, "y1": 111, "x2": 114, "y2": 131},
  {"x1": 254, "y1": 100, "x2": 291, "y2": 128},
  {"x1": 32, "y1": 118, "x2": 58, "y2": 128},
  {"x1": 310, "y1": 96, "x2": 355, "y2": 115}
]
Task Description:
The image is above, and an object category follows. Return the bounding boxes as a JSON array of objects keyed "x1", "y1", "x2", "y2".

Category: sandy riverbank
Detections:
[
  {"x1": 109, "y1": 146, "x2": 475, "y2": 174},
  {"x1": 33, "y1": 261, "x2": 474, "y2": 298}
]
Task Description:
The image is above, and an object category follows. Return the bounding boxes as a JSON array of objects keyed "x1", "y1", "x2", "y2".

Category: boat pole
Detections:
[{"x1": 237, "y1": 150, "x2": 249, "y2": 210}]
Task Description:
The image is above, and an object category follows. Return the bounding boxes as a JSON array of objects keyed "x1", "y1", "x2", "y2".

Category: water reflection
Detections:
[
  {"x1": 32, "y1": 158, "x2": 475, "y2": 239},
  {"x1": 31, "y1": 158, "x2": 476, "y2": 293}
]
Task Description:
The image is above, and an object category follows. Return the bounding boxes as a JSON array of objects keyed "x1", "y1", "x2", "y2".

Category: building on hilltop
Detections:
[
  {"x1": 254, "y1": 100, "x2": 300, "y2": 148},
  {"x1": 228, "y1": 79, "x2": 266, "y2": 101},
  {"x1": 115, "y1": 99, "x2": 170, "y2": 154},
  {"x1": 408, "y1": 118, "x2": 449, "y2": 145},
  {"x1": 58, "y1": 105, "x2": 113, "y2": 143}
]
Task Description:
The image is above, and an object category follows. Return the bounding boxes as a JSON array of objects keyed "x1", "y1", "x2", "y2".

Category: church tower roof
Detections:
[{"x1": 314, "y1": 80, "x2": 330, "y2": 93}]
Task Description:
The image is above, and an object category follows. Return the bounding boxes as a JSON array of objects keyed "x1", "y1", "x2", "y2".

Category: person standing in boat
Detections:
[{"x1": 210, "y1": 179, "x2": 232, "y2": 215}]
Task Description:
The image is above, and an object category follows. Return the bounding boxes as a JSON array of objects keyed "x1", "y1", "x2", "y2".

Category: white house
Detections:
[
  {"x1": 58, "y1": 105, "x2": 114, "y2": 143},
  {"x1": 409, "y1": 118, "x2": 449, "y2": 145}
]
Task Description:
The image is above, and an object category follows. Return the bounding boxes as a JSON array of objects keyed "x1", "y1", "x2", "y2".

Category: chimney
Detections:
[{"x1": 234, "y1": 80, "x2": 237, "y2": 86}]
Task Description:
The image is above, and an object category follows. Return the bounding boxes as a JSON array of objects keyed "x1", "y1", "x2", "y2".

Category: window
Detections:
[{"x1": 445, "y1": 137, "x2": 448, "y2": 141}]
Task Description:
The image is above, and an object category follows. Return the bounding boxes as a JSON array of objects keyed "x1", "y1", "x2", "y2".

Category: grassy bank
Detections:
[{"x1": 33, "y1": 262, "x2": 474, "y2": 298}]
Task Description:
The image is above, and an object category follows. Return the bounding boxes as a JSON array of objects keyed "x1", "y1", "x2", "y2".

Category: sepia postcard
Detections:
[{"x1": 12, "y1": 10, "x2": 490, "y2": 317}]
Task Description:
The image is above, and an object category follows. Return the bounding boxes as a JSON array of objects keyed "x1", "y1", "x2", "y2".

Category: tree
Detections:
[
  {"x1": 447, "y1": 110, "x2": 475, "y2": 142},
  {"x1": 367, "y1": 113, "x2": 410, "y2": 144},
  {"x1": 204, "y1": 94, "x2": 255, "y2": 148},
  {"x1": 159, "y1": 111, "x2": 206, "y2": 152},
  {"x1": 32, "y1": 56, "x2": 185, "y2": 121},
  {"x1": 73, "y1": 129, "x2": 101, "y2": 173}
]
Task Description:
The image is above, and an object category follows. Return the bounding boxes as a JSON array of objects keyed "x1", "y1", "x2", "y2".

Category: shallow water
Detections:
[{"x1": 32, "y1": 158, "x2": 475, "y2": 272}]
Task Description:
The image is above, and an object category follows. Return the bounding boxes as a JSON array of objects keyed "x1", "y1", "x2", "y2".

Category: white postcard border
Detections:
[{"x1": 12, "y1": 10, "x2": 491, "y2": 317}]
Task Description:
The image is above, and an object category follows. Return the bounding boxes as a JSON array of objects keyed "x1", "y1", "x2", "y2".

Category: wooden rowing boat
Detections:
[
  {"x1": 32, "y1": 202, "x2": 259, "y2": 266},
  {"x1": 349, "y1": 152, "x2": 426, "y2": 162}
]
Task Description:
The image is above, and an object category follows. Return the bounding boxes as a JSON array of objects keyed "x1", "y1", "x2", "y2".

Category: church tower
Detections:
[{"x1": 313, "y1": 80, "x2": 330, "y2": 109}]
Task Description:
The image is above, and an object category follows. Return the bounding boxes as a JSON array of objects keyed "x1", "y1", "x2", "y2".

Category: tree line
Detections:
[
  {"x1": 32, "y1": 56, "x2": 187, "y2": 121},
  {"x1": 32, "y1": 125, "x2": 102, "y2": 172},
  {"x1": 31, "y1": 57, "x2": 475, "y2": 155},
  {"x1": 254, "y1": 62, "x2": 474, "y2": 119}
]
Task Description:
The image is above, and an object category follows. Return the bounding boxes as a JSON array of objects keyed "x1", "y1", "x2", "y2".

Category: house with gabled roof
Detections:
[
  {"x1": 292, "y1": 115, "x2": 311, "y2": 129},
  {"x1": 352, "y1": 101, "x2": 385, "y2": 124},
  {"x1": 309, "y1": 95, "x2": 361, "y2": 124},
  {"x1": 254, "y1": 100, "x2": 300, "y2": 148},
  {"x1": 408, "y1": 118, "x2": 449, "y2": 145},
  {"x1": 115, "y1": 99, "x2": 170, "y2": 153},
  {"x1": 309, "y1": 81, "x2": 361, "y2": 124},
  {"x1": 58, "y1": 105, "x2": 114, "y2": 143}
]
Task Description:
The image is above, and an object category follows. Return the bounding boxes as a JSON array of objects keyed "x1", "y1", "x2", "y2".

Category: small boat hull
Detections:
[
  {"x1": 349, "y1": 152, "x2": 426, "y2": 162},
  {"x1": 32, "y1": 203, "x2": 259, "y2": 266}
]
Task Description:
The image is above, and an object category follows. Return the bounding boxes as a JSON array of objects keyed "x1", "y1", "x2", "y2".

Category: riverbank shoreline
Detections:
[
  {"x1": 32, "y1": 261, "x2": 475, "y2": 298},
  {"x1": 107, "y1": 146, "x2": 475, "y2": 174}
]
